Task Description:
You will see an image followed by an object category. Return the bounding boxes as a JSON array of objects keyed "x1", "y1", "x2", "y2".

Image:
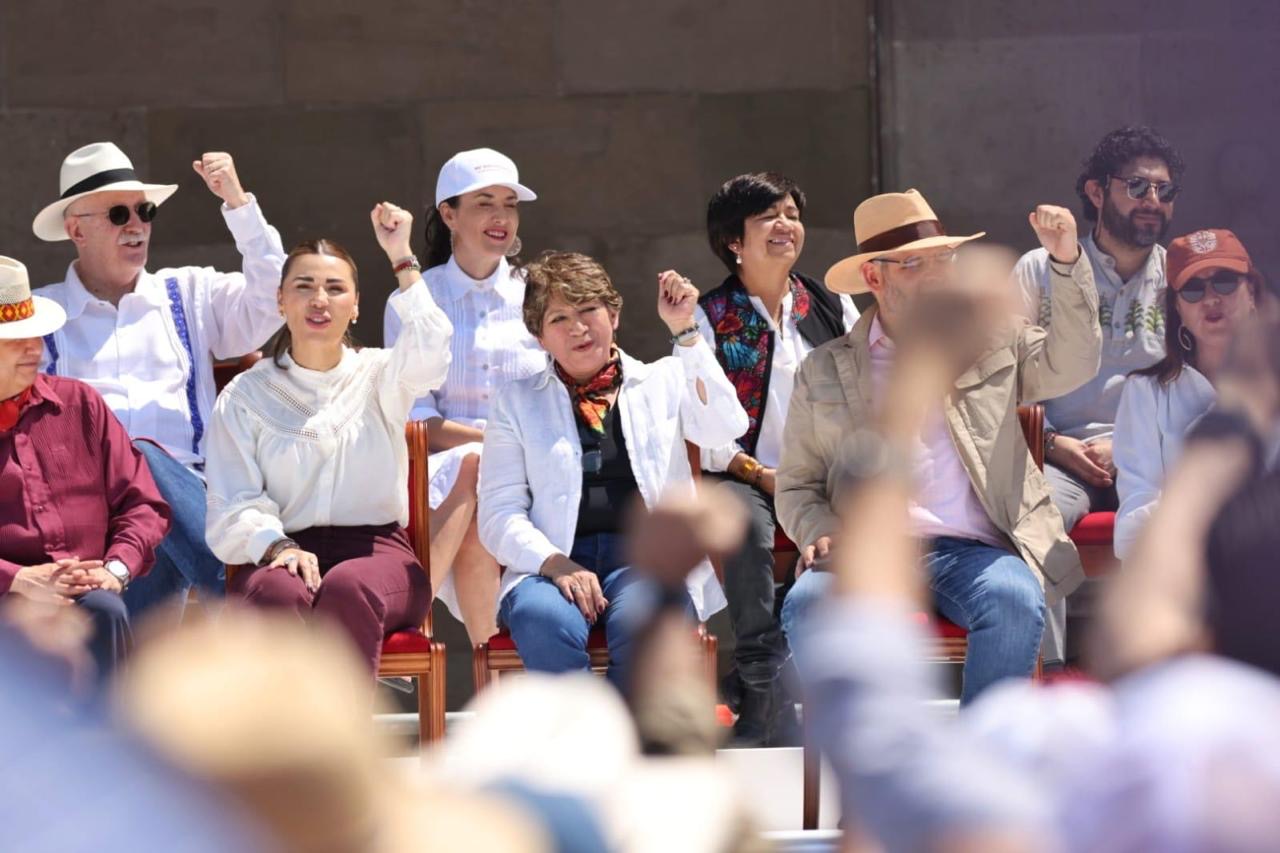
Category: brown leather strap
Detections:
[{"x1": 859, "y1": 219, "x2": 946, "y2": 254}]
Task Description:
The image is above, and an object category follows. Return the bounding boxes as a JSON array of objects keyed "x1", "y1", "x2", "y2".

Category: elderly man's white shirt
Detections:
[{"x1": 34, "y1": 196, "x2": 286, "y2": 469}]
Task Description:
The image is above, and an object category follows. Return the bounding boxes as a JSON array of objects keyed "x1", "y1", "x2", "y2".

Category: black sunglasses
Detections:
[
  {"x1": 1109, "y1": 174, "x2": 1180, "y2": 204},
  {"x1": 72, "y1": 201, "x2": 158, "y2": 227},
  {"x1": 1178, "y1": 271, "x2": 1245, "y2": 303}
]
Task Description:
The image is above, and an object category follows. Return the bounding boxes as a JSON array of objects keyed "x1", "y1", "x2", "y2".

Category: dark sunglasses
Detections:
[
  {"x1": 1109, "y1": 174, "x2": 1180, "y2": 204},
  {"x1": 1178, "y1": 271, "x2": 1245, "y2": 303},
  {"x1": 72, "y1": 201, "x2": 158, "y2": 227}
]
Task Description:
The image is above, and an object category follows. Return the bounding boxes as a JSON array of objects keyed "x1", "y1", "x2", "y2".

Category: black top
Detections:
[{"x1": 575, "y1": 406, "x2": 639, "y2": 536}]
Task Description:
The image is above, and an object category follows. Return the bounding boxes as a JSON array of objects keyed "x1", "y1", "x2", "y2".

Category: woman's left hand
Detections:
[{"x1": 657, "y1": 270, "x2": 699, "y2": 335}]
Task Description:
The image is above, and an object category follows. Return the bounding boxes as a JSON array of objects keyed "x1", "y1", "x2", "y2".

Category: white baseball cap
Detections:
[{"x1": 434, "y1": 147, "x2": 537, "y2": 206}]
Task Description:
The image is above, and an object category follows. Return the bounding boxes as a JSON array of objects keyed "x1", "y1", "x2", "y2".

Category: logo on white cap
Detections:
[
  {"x1": 1189, "y1": 230, "x2": 1218, "y2": 254},
  {"x1": 435, "y1": 148, "x2": 537, "y2": 206}
]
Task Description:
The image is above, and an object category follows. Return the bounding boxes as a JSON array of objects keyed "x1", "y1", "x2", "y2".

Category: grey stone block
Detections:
[
  {"x1": 555, "y1": 0, "x2": 869, "y2": 95},
  {"x1": 281, "y1": 0, "x2": 558, "y2": 103},
  {"x1": 4, "y1": 0, "x2": 284, "y2": 108}
]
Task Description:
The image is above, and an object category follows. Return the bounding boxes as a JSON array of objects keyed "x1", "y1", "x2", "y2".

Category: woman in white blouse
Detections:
[
  {"x1": 206, "y1": 203, "x2": 453, "y2": 671},
  {"x1": 383, "y1": 148, "x2": 545, "y2": 645},
  {"x1": 1114, "y1": 229, "x2": 1262, "y2": 560},
  {"x1": 478, "y1": 251, "x2": 748, "y2": 686}
]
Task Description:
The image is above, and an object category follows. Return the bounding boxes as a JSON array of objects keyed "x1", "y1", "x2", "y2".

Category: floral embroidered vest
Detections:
[{"x1": 700, "y1": 273, "x2": 845, "y2": 455}]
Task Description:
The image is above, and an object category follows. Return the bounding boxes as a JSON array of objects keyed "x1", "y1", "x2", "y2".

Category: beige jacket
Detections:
[{"x1": 776, "y1": 256, "x2": 1101, "y2": 602}]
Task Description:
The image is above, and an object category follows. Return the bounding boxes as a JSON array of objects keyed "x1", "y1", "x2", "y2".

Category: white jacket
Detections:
[
  {"x1": 478, "y1": 340, "x2": 749, "y2": 620},
  {"x1": 1113, "y1": 367, "x2": 1216, "y2": 560}
]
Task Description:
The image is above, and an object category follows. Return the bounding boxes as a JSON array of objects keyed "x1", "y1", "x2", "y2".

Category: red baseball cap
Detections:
[{"x1": 1166, "y1": 229, "x2": 1256, "y2": 291}]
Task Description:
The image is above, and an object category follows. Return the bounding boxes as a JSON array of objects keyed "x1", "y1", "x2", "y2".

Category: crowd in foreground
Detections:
[{"x1": 3, "y1": 123, "x2": 1278, "y2": 850}]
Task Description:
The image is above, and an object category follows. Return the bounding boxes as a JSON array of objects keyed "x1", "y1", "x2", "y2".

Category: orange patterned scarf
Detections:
[{"x1": 555, "y1": 349, "x2": 622, "y2": 436}]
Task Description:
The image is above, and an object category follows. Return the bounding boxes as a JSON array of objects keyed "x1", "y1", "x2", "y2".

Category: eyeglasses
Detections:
[
  {"x1": 70, "y1": 201, "x2": 158, "y2": 227},
  {"x1": 1177, "y1": 270, "x2": 1245, "y2": 303},
  {"x1": 1108, "y1": 174, "x2": 1180, "y2": 204},
  {"x1": 871, "y1": 248, "x2": 959, "y2": 271}
]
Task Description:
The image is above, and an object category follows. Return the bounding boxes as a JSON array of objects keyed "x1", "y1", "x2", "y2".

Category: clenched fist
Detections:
[
  {"x1": 657, "y1": 269, "x2": 699, "y2": 337},
  {"x1": 192, "y1": 152, "x2": 249, "y2": 209},
  {"x1": 1028, "y1": 204, "x2": 1080, "y2": 264},
  {"x1": 370, "y1": 202, "x2": 414, "y2": 262}
]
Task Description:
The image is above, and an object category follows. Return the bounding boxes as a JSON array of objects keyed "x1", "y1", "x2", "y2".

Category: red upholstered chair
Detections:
[
  {"x1": 470, "y1": 442, "x2": 719, "y2": 694},
  {"x1": 225, "y1": 420, "x2": 446, "y2": 745},
  {"x1": 801, "y1": 404, "x2": 1046, "y2": 829},
  {"x1": 1069, "y1": 511, "x2": 1117, "y2": 577}
]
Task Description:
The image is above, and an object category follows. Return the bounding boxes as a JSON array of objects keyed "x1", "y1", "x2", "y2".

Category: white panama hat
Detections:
[
  {"x1": 32, "y1": 142, "x2": 178, "y2": 242},
  {"x1": 0, "y1": 257, "x2": 66, "y2": 339}
]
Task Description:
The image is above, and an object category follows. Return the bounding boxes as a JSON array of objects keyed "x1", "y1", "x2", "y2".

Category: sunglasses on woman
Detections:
[
  {"x1": 1108, "y1": 174, "x2": 1180, "y2": 204},
  {"x1": 71, "y1": 201, "x2": 158, "y2": 227},
  {"x1": 1177, "y1": 271, "x2": 1245, "y2": 303}
]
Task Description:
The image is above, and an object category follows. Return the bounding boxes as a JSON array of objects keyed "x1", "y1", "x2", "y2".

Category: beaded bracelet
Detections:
[{"x1": 393, "y1": 255, "x2": 422, "y2": 275}]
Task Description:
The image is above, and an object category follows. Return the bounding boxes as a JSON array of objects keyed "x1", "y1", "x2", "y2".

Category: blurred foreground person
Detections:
[
  {"x1": 115, "y1": 607, "x2": 545, "y2": 853},
  {"x1": 791, "y1": 262, "x2": 1280, "y2": 852},
  {"x1": 0, "y1": 256, "x2": 170, "y2": 682}
]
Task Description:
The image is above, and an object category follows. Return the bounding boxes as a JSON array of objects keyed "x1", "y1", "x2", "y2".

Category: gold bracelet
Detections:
[{"x1": 737, "y1": 456, "x2": 762, "y2": 486}]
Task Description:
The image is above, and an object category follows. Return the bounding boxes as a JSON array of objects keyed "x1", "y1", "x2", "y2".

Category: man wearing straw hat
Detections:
[
  {"x1": 775, "y1": 190, "x2": 1101, "y2": 703},
  {"x1": 31, "y1": 142, "x2": 286, "y2": 618},
  {"x1": 0, "y1": 256, "x2": 170, "y2": 679}
]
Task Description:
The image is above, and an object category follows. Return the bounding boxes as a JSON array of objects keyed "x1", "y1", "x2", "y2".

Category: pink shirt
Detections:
[{"x1": 868, "y1": 316, "x2": 1003, "y2": 547}]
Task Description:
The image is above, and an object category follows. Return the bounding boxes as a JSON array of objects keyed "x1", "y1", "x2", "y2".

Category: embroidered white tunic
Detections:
[
  {"x1": 35, "y1": 196, "x2": 287, "y2": 470},
  {"x1": 205, "y1": 281, "x2": 453, "y2": 566},
  {"x1": 478, "y1": 341, "x2": 750, "y2": 621}
]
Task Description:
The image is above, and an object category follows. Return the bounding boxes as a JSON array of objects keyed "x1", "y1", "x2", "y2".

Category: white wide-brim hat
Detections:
[
  {"x1": 0, "y1": 256, "x2": 66, "y2": 339},
  {"x1": 435, "y1": 147, "x2": 537, "y2": 206},
  {"x1": 825, "y1": 188, "x2": 985, "y2": 294},
  {"x1": 32, "y1": 142, "x2": 178, "y2": 242}
]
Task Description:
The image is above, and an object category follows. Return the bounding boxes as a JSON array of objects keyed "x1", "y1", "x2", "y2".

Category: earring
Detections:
[
  {"x1": 351, "y1": 316, "x2": 358, "y2": 326},
  {"x1": 1178, "y1": 325, "x2": 1194, "y2": 351},
  {"x1": 735, "y1": 253, "x2": 742, "y2": 265},
  {"x1": 506, "y1": 236, "x2": 523, "y2": 258}
]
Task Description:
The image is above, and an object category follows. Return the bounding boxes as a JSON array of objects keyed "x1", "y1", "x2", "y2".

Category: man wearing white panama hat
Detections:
[
  {"x1": 775, "y1": 189, "x2": 1102, "y2": 704},
  {"x1": 31, "y1": 142, "x2": 286, "y2": 618},
  {"x1": 0, "y1": 256, "x2": 170, "y2": 680}
]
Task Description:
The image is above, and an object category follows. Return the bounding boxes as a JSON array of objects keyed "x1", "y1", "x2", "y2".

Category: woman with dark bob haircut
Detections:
[{"x1": 694, "y1": 172, "x2": 863, "y2": 745}]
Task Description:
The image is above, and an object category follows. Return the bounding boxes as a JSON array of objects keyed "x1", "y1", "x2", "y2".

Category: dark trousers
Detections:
[
  {"x1": 78, "y1": 589, "x2": 131, "y2": 683},
  {"x1": 711, "y1": 475, "x2": 790, "y2": 686},
  {"x1": 228, "y1": 524, "x2": 430, "y2": 672}
]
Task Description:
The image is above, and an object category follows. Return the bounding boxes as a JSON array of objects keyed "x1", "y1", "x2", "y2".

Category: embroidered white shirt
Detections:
[
  {"x1": 694, "y1": 290, "x2": 860, "y2": 471},
  {"x1": 382, "y1": 256, "x2": 546, "y2": 426},
  {"x1": 204, "y1": 281, "x2": 453, "y2": 566},
  {"x1": 1015, "y1": 232, "x2": 1166, "y2": 441},
  {"x1": 35, "y1": 196, "x2": 286, "y2": 469},
  {"x1": 478, "y1": 341, "x2": 749, "y2": 620}
]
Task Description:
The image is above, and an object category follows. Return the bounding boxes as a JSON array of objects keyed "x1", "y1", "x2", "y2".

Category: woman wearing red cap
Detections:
[{"x1": 1113, "y1": 228, "x2": 1267, "y2": 559}]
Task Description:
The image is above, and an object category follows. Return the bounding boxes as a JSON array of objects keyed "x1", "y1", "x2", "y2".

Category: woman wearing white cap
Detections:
[{"x1": 383, "y1": 148, "x2": 543, "y2": 644}]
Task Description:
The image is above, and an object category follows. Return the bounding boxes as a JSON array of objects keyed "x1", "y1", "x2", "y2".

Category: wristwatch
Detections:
[
  {"x1": 1044, "y1": 429, "x2": 1059, "y2": 456},
  {"x1": 104, "y1": 559, "x2": 131, "y2": 591}
]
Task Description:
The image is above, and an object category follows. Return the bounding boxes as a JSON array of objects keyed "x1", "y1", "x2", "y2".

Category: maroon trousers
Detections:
[{"x1": 229, "y1": 524, "x2": 429, "y2": 672}]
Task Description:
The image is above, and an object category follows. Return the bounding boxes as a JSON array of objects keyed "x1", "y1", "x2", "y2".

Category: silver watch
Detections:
[{"x1": 104, "y1": 559, "x2": 131, "y2": 591}]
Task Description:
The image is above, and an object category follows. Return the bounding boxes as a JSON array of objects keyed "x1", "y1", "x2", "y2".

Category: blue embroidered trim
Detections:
[
  {"x1": 42, "y1": 334, "x2": 59, "y2": 375},
  {"x1": 164, "y1": 277, "x2": 203, "y2": 456}
]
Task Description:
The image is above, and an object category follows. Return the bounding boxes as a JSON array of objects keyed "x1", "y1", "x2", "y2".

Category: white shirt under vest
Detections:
[
  {"x1": 204, "y1": 280, "x2": 453, "y2": 566},
  {"x1": 35, "y1": 196, "x2": 286, "y2": 470}
]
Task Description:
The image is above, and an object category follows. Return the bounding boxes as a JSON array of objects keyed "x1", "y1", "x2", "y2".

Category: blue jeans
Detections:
[
  {"x1": 781, "y1": 537, "x2": 1045, "y2": 705},
  {"x1": 124, "y1": 440, "x2": 225, "y2": 616},
  {"x1": 498, "y1": 533, "x2": 651, "y2": 690}
]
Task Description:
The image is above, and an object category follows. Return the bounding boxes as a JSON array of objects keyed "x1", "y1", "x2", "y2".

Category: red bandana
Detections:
[
  {"x1": 0, "y1": 387, "x2": 34, "y2": 433},
  {"x1": 555, "y1": 350, "x2": 623, "y2": 436}
]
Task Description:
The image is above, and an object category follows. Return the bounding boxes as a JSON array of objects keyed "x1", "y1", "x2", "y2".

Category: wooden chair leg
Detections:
[
  {"x1": 426, "y1": 642, "x2": 447, "y2": 743},
  {"x1": 802, "y1": 712, "x2": 820, "y2": 830},
  {"x1": 472, "y1": 643, "x2": 494, "y2": 693}
]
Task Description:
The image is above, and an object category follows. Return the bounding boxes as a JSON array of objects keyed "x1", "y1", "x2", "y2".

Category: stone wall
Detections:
[
  {"x1": 0, "y1": 0, "x2": 874, "y2": 361},
  {"x1": 879, "y1": 0, "x2": 1280, "y2": 275}
]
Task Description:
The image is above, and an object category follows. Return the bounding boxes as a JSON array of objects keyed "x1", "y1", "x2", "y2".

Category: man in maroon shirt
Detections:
[{"x1": 0, "y1": 256, "x2": 170, "y2": 680}]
